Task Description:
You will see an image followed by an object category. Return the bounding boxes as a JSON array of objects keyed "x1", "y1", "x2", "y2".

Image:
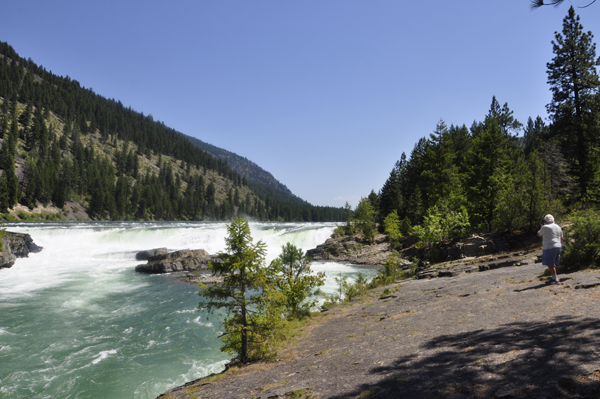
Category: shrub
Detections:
[
  {"x1": 412, "y1": 205, "x2": 470, "y2": 251},
  {"x1": 343, "y1": 272, "x2": 368, "y2": 301},
  {"x1": 269, "y1": 243, "x2": 325, "y2": 319},
  {"x1": 562, "y1": 209, "x2": 600, "y2": 270},
  {"x1": 369, "y1": 251, "x2": 414, "y2": 288}
]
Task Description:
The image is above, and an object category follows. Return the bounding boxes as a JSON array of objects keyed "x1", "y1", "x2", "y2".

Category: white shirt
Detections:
[{"x1": 538, "y1": 223, "x2": 563, "y2": 250}]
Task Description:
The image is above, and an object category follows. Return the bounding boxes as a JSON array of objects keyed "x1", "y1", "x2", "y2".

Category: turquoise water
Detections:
[{"x1": 0, "y1": 222, "x2": 380, "y2": 399}]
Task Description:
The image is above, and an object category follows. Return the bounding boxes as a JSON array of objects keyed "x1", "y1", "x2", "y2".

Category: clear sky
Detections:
[{"x1": 1, "y1": 1, "x2": 599, "y2": 208}]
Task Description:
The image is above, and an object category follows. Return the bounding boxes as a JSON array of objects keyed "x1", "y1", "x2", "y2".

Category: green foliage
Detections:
[
  {"x1": 334, "y1": 273, "x2": 347, "y2": 301},
  {"x1": 333, "y1": 225, "x2": 346, "y2": 237},
  {"x1": 383, "y1": 210, "x2": 403, "y2": 246},
  {"x1": 353, "y1": 197, "x2": 376, "y2": 243},
  {"x1": 269, "y1": 243, "x2": 325, "y2": 319},
  {"x1": 369, "y1": 251, "x2": 415, "y2": 288},
  {"x1": 198, "y1": 218, "x2": 288, "y2": 363},
  {"x1": 546, "y1": 7, "x2": 600, "y2": 197},
  {"x1": 343, "y1": 272, "x2": 369, "y2": 301},
  {"x1": 412, "y1": 205, "x2": 470, "y2": 249},
  {"x1": 562, "y1": 209, "x2": 600, "y2": 270},
  {"x1": 466, "y1": 117, "x2": 512, "y2": 231},
  {"x1": 0, "y1": 213, "x2": 18, "y2": 222},
  {"x1": 0, "y1": 220, "x2": 6, "y2": 252},
  {"x1": 399, "y1": 216, "x2": 413, "y2": 237}
]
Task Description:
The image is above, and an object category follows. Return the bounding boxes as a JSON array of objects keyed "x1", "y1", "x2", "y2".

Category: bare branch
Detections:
[{"x1": 531, "y1": 0, "x2": 597, "y2": 9}]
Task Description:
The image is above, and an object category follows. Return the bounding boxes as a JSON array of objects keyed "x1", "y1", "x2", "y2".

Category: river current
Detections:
[{"x1": 0, "y1": 222, "x2": 380, "y2": 399}]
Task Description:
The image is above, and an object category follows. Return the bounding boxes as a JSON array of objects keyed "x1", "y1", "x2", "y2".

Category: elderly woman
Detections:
[{"x1": 537, "y1": 214, "x2": 563, "y2": 284}]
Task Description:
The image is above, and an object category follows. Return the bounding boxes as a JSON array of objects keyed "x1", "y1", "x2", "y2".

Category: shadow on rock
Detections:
[{"x1": 331, "y1": 316, "x2": 600, "y2": 399}]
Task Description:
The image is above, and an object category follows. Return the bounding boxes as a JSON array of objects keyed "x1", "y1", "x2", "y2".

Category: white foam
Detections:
[{"x1": 91, "y1": 349, "x2": 117, "y2": 365}]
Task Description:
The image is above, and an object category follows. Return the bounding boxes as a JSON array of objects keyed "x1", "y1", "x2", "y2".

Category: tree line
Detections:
[
  {"x1": 0, "y1": 42, "x2": 345, "y2": 222},
  {"x1": 348, "y1": 7, "x2": 599, "y2": 250}
]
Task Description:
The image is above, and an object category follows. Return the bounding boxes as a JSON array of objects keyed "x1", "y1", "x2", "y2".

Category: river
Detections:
[{"x1": 0, "y1": 222, "x2": 380, "y2": 399}]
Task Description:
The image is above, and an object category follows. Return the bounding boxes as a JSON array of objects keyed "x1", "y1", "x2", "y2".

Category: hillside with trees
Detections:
[
  {"x1": 183, "y1": 134, "x2": 305, "y2": 205},
  {"x1": 347, "y1": 7, "x2": 599, "y2": 257},
  {"x1": 0, "y1": 41, "x2": 344, "y2": 222}
]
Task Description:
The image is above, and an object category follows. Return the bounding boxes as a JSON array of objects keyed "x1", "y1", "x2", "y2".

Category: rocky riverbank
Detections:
[
  {"x1": 306, "y1": 230, "x2": 540, "y2": 277},
  {"x1": 0, "y1": 231, "x2": 43, "y2": 269},
  {"x1": 159, "y1": 260, "x2": 600, "y2": 399},
  {"x1": 157, "y1": 230, "x2": 600, "y2": 399}
]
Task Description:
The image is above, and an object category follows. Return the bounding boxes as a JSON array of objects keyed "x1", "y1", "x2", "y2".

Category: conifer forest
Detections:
[{"x1": 0, "y1": 42, "x2": 344, "y2": 222}]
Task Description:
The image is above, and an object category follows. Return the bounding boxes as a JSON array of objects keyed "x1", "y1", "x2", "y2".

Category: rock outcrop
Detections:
[
  {"x1": 306, "y1": 231, "x2": 539, "y2": 268},
  {"x1": 135, "y1": 247, "x2": 168, "y2": 261},
  {"x1": 135, "y1": 249, "x2": 215, "y2": 274},
  {"x1": 306, "y1": 233, "x2": 394, "y2": 266},
  {"x1": 0, "y1": 231, "x2": 43, "y2": 269}
]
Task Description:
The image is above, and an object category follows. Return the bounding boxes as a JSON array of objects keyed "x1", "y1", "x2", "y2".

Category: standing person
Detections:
[{"x1": 537, "y1": 214, "x2": 563, "y2": 284}]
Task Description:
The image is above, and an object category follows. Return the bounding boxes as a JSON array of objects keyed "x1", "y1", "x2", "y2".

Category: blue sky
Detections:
[{"x1": 2, "y1": 1, "x2": 599, "y2": 208}]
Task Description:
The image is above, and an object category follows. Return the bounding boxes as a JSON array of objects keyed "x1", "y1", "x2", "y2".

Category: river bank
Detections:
[
  {"x1": 158, "y1": 229, "x2": 600, "y2": 399},
  {"x1": 1, "y1": 202, "x2": 91, "y2": 222},
  {"x1": 159, "y1": 261, "x2": 600, "y2": 399}
]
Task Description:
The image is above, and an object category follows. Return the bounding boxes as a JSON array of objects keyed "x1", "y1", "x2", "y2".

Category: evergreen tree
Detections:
[
  {"x1": 523, "y1": 116, "x2": 548, "y2": 155},
  {"x1": 353, "y1": 197, "x2": 376, "y2": 243},
  {"x1": 419, "y1": 119, "x2": 465, "y2": 212},
  {"x1": 198, "y1": 218, "x2": 287, "y2": 363},
  {"x1": 466, "y1": 118, "x2": 512, "y2": 230},
  {"x1": 378, "y1": 155, "x2": 404, "y2": 223},
  {"x1": 546, "y1": 6, "x2": 600, "y2": 197},
  {"x1": 486, "y1": 96, "x2": 523, "y2": 138}
]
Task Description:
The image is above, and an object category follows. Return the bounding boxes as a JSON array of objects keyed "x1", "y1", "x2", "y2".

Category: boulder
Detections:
[
  {"x1": 441, "y1": 234, "x2": 505, "y2": 261},
  {"x1": 135, "y1": 247, "x2": 168, "y2": 261},
  {"x1": 135, "y1": 249, "x2": 213, "y2": 274},
  {"x1": 0, "y1": 232, "x2": 43, "y2": 269},
  {"x1": 0, "y1": 252, "x2": 17, "y2": 269}
]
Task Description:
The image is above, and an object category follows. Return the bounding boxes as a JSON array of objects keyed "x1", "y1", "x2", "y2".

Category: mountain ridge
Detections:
[{"x1": 183, "y1": 134, "x2": 306, "y2": 205}]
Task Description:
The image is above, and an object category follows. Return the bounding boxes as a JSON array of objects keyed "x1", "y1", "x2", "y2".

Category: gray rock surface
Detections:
[
  {"x1": 0, "y1": 231, "x2": 43, "y2": 269},
  {"x1": 160, "y1": 263, "x2": 600, "y2": 399},
  {"x1": 135, "y1": 249, "x2": 213, "y2": 274},
  {"x1": 135, "y1": 247, "x2": 168, "y2": 261},
  {"x1": 306, "y1": 232, "x2": 539, "y2": 270},
  {"x1": 306, "y1": 234, "x2": 395, "y2": 266}
]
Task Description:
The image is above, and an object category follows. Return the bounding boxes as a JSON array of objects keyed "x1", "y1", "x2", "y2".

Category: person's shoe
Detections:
[{"x1": 549, "y1": 280, "x2": 559, "y2": 285}]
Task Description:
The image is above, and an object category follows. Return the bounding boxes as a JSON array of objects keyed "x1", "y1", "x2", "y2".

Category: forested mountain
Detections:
[
  {"x1": 183, "y1": 134, "x2": 306, "y2": 204},
  {"x1": 0, "y1": 41, "x2": 344, "y2": 222}
]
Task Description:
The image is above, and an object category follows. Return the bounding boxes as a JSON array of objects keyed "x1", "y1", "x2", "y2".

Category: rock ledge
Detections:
[{"x1": 0, "y1": 231, "x2": 43, "y2": 269}]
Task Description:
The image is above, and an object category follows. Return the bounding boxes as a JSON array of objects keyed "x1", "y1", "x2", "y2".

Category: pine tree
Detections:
[
  {"x1": 199, "y1": 218, "x2": 287, "y2": 363},
  {"x1": 419, "y1": 119, "x2": 464, "y2": 212},
  {"x1": 546, "y1": 6, "x2": 600, "y2": 197},
  {"x1": 466, "y1": 118, "x2": 512, "y2": 230}
]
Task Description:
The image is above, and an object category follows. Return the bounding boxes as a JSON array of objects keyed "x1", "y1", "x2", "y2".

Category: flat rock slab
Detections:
[{"x1": 160, "y1": 263, "x2": 600, "y2": 399}]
